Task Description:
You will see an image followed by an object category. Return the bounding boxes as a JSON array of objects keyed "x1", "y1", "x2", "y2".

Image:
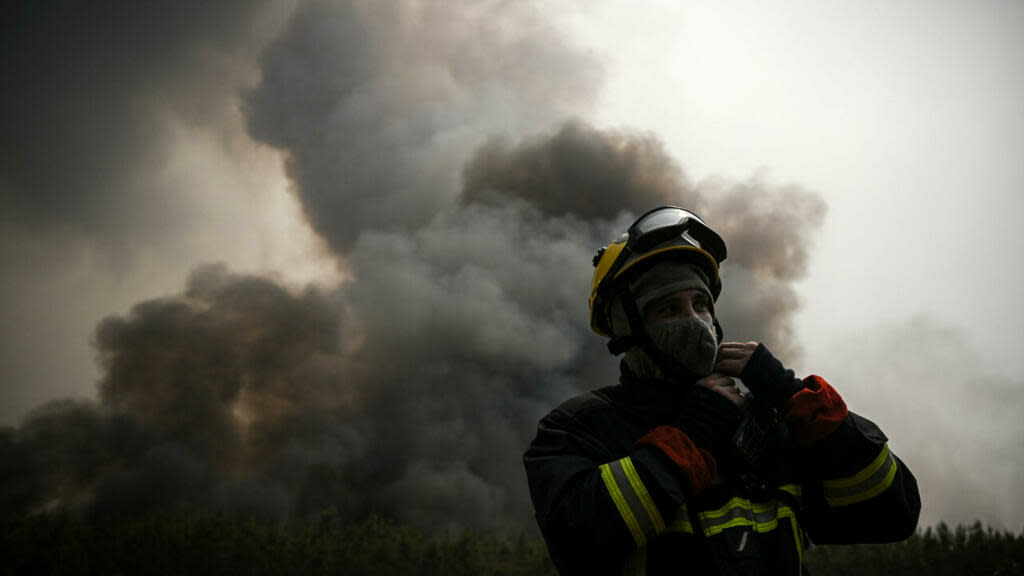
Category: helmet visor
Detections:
[
  {"x1": 627, "y1": 206, "x2": 726, "y2": 265},
  {"x1": 632, "y1": 207, "x2": 707, "y2": 235}
]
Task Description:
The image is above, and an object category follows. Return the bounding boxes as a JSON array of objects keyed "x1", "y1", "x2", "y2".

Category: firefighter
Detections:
[{"x1": 523, "y1": 206, "x2": 920, "y2": 575}]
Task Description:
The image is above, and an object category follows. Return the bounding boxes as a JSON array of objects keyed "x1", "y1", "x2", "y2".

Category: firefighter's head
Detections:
[{"x1": 589, "y1": 207, "x2": 727, "y2": 380}]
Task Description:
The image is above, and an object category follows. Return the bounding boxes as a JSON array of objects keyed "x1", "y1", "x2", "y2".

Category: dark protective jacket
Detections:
[{"x1": 523, "y1": 348, "x2": 921, "y2": 575}]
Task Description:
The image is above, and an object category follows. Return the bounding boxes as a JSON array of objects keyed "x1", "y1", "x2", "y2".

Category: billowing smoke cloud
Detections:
[
  {"x1": 1, "y1": 0, "x2": 278, "y2": 236},
  {"x1": 2, "y1": 0, "x2": 830, "y2": 533},
  {"x1": 704, "y1": 179, "x2": 828, "y2": 361},
  {"x1": 812, "y1": 317, "x2": 1024, "y2": 531},
  {"x1": 2, "y1": 265, "x2": 352, "y2": 520},
  {"x1": 0, "y1": 0, "x2": 316, "y2": 423},
  {"x1": 245, "y1": 0, "x2": 601, "y2": 252},
  {"x1": 461, "y1": 123, "x2": 826, "y2": 361},
  {"x1": 462, "y1": 121, "x2": 703, "y2": 220}
]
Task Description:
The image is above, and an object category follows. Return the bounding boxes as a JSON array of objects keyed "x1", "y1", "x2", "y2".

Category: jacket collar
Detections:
[{"x1": 618, "y1": 360, "x2": 696, "y2": 410}]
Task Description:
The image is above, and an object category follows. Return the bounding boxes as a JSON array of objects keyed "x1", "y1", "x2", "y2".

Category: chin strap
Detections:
[{"x1": 606, "y1": 337, "x2": 633, "y2": 356}]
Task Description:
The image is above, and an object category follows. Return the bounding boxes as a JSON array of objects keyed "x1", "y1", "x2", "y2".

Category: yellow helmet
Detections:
[{"x1": 589, "y1": 206, "x2": 727, "y2": 338}]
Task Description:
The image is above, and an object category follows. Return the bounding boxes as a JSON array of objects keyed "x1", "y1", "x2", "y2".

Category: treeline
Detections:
[
  {"x1": 3, "y1": 512, "x2": 1022, "y2": 575},
  {"x1": 805, "y1": 522, "x2": 1024, "y2": 576},
  {"x1": 2, "y1": 511, "x2": 556, "y2": 576}
]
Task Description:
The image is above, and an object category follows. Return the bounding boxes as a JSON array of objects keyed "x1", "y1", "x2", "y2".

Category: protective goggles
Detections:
[
  {"x1": 590, "y1": 206, "x2": 728, "y2": 337},
  {"x1": 625, "y1": 206, "x2": 727, "y2": 263}
]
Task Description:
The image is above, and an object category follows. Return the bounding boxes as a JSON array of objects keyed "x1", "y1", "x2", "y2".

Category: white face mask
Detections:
[{"x1": 625, "y1": 315, "x2": 719, "y2": 380}]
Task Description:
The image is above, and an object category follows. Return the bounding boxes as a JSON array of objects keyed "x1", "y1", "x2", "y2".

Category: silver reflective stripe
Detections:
[
  {"x1": 620, "y1": 457, "x2": 666, "y2": 533},
  {"x1": 599, "y1": 457, "x2": 665, "y2": 546},
  {"x1": 693, "y1": 497, "x2": 804, "y2": 574},
  {"x1": 703, "y1": 500, "x2": 753, "y2": 531},
  {"x1": 698, "y1": 498, "x2": 798, "y2": 536},
  {"x1": 607, "y1": 458, "x2": 660, "y2": 540},
  {"x1": 823, "y1": 444, "x2": 898, "y2": 507},
  {"x1": 753, "y1": 505, "x2": 779, "y2": 526},
  {"x1": 600, "y1": 462, "x2": 645, "y2": 545}
]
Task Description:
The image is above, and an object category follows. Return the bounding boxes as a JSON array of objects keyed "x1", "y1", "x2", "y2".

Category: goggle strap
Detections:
[
  {"x1": 607, "y1": 335, "x2": 634, "y2": 356},
  {"x1": 594, "y1": 243, "x2": 634, "y2": 334}
]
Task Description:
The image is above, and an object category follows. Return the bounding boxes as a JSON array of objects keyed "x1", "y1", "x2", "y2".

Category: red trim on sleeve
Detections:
[
  {"x1": 636, "y1": 425, "x2": 717, "y2": 496},
  {"x1": 782, "y1": 375, "x2": 848, "y2": 445}
]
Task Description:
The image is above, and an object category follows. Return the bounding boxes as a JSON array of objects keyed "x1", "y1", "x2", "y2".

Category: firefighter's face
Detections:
[
  {"x1": 641, "y1": 289, "x2": 714, "y2": 328},
  {"x1": 633, "y1": 288, "x2": 719, "y2": 377}
]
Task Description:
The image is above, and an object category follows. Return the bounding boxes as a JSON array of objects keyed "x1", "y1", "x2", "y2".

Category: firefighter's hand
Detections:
[
  {"x1": 676, "y1": 383, "x2": 742, "y2": 460},
  {"x1": 723, "y1": 342, "x2": 807, "y2": 408},
  {"x1": 696, "y1": 372, "x2": 747, "y2": 408},
  {"x1": 713, "y1": 341, "x2": 760, "y2": 376}
]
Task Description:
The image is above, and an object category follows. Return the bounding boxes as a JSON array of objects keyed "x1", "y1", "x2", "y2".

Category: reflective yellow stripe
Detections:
[
  {"x1": 826, "y1": 461, "x2": 898, "y2": 507},
  {"x1": 697, "y1": 497, "x2": 798, "y2": 537},
  {"x1": 669, "y1": 497, "x2": 805, "y2": 572},
  {"x1": 789, "y1": 515, "x2": 803, "y2": 575},
  {"x1": 779, "y1": 483, "x2": 803, "y2": 506},
  {"x1": 621, "y1": 457, "x2": 666, "y2": 532},
  {"x1": 599, "y1": 457, "x2": 665, "y2": 545},
  {"x1": 823, "y1": 444, "x2": 898, "y2": 507},
  {"x1": 600, "y1": 462, "x2": 646, "y2": 546},
  {"x1": 779, "y1": 484, "x2": 802, "y2": 496},
  {"x1": 701, "y1": 497, "x2": 752, "y2": 519},
  {"x1": 824, "y1": 444, "x2": 891, "y2": 488},
  {"x1": 666, "y1": 504, "x2": 694, "y2": 534},
  {"x1": 702, "y1": 506, "x2": 797, "y2": 536}
]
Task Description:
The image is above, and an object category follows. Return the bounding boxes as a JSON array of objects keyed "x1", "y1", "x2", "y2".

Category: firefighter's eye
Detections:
[
  {"x1": 658, "y1": 301, "x2": 681, "y2": 316},
  {"x1": 693, "y1": 295, "x2": 709, "y2": 313}
]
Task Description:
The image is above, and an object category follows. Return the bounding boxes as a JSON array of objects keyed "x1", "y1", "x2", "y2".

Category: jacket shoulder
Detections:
[
  {"x1": 550, "y1": 385, "x2": 622, "y2": 419},
  {"x1": 527, "y1": 385, "x2": 633, "y2": 463}
]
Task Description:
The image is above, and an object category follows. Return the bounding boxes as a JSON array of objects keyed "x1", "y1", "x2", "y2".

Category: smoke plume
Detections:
[
  {"x1": 462, "y1": 121, "x2": 703, "y2": 220},
  {"x1": 1, "y1": 0, "x2": 278, "y2": 236},
  {"x1": 813, "y1": 317, "x2": 1024, "y2": 531},
  {"x1": 2, "y1": 265, "x2": 350, "y2": 520},
  {"x1": 2, "y1": 0, "x2": 830, "y2": 532},
  {"x1": 704, "y1": 178, "x2": 828, "y2": 360},
  {"x1": 244, "y1": 0, "x2": 601, "y2": 252},
  {"x1": 0, "y1": 0, "x2": 313, "y2": 422}
]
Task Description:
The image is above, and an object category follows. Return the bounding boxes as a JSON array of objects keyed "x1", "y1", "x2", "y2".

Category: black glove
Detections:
[
  {"x1": 675, "y1": 384, "x2": 743, "y2": 461},
  {"x1": 739, "y1": 343, "x2": 807, "y2": 408}
]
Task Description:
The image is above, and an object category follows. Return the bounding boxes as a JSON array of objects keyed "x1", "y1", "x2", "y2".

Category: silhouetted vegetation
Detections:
[
  {"x1": 3, "y1": 512, "x2": 1021, "y2": 575},
  {"x1": 1, "y1": 511, "x2": 556, "y2": 576},
  {"x1": 805, "y1": 521, "x2": 1024, "y2": 576}
]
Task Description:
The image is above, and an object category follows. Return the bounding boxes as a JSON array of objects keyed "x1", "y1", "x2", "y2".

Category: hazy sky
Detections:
[
  {"x1": 570, "y1": 0, "x2": 1024, "y2": 528},
  {"x1": 3, "y1": 1, "x2": 1022, "y2": 531}
]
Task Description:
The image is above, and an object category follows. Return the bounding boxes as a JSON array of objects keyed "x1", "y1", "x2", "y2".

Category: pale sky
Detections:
[
  {"x1": 567, "y1": 0, "x2": 1024, "y2": 528},
  {"x1": 567, "y1": 0, "x2": 1024, "y2": 373}
]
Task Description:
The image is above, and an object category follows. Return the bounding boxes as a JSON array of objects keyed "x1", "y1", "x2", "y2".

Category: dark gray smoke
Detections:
[
  {"x1": 0, "y1": 0, "x2": 299, "y2": 423},
  {"x1": 2, "y1": 0, "x2": 829, "y2": 532},
  {"x1": 245, "y1": 0, "x2": 601, "y2": 252},
  {"x1": 462, "y1": 126, "x2": 827, "y2": 361},
  {"x1": 2, "y1": 265, "x2": 352, "y2": 520},
  {"x1": 704, "y1": 179, "x2": 828, "y2": 361},
  {"x1": 462, "y1": 121, "x2": 704, "y2": 220},
  {"x1": 1, "y1": 0, "x2": 275, "y2": 236}
]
